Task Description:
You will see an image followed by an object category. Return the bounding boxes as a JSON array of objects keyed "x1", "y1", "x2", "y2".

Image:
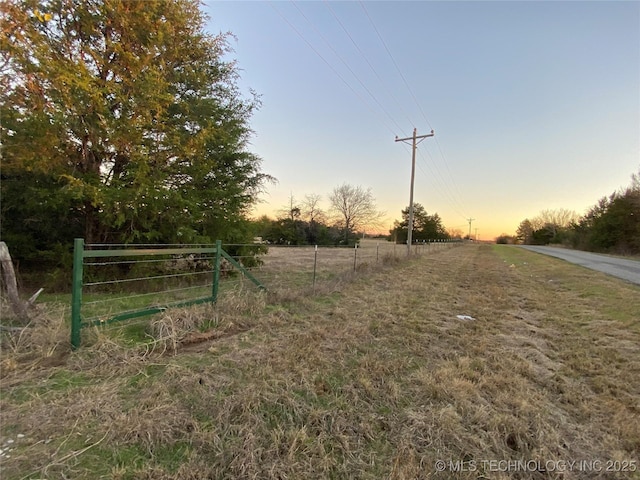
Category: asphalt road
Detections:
[{"x1": 519, "y1": 245, "x2": 640, "y2": 286}]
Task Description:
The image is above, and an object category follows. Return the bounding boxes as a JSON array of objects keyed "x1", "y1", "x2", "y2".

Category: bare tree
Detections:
[
  {"x1": 277, "y1": 193, "x2": 301, "y2": 221},
  {"x1": 530, "y1": 208, "x2": 579, "y2": 239},
  {"x1": 538, "y1": 209, "x2": 579, "y2": 228},
  {"x1": 300, "y1": 194, "x2": 326, "y2": 244},
  {"x1": 328, "y1": 184, "x2": 384, "y2": 243},
  {"x1": 301, "y1": 194, "x2": 326, "y2": 226}
]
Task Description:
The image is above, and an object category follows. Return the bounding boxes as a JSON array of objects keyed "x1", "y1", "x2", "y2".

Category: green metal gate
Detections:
[{"x1": 71, "y1": 239, "x2": 264, "y2": 349}]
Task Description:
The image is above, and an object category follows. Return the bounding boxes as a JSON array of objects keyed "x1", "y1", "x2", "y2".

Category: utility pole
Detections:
[
  {"x1": 395, "y1": 128, "x2": 435, "y2": 255},
  {"x1": 467, "y1": 218, "x2": 475, "y2": 240}
]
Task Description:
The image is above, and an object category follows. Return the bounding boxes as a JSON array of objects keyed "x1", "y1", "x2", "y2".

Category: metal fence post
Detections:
[
  {"x1": 70, "y1": 238, "x2": 84, "y2": 350},
  {"x1": 312, "y1": 245, "x2": 318, "y2": 293},
  {"x1": 353, "y1": 243, "x2": 358, "y2": 271},
  {"x1": 212, "y1": 240, "x2": 222, "y2": 303}
]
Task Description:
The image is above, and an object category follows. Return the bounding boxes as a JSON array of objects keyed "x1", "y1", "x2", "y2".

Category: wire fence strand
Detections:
[{"x1": 76, "y1": 239, "x2": 461, "y2": 329}]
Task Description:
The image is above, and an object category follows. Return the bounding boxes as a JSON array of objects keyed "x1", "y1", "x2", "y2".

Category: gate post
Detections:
[
  {"x1": 71, "y1": 238, "x2": 84, "y2": 350},
  {"x1": 212, "y1": 240, "x2": 222, "y2": 302}
]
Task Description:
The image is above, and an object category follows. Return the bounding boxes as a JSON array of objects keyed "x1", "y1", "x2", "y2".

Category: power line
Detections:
[
  {"x1": 359, "y1": 0, "x2": 433, "y2": 131},
  {"x1": 324, "y1": 0, "x2": 468, "y2": 218},
  {"x1": 323, "y1": 1, "x2": 415, "y2": 128},
  {"x1": 358, "y1": 1, "x2": 469, "y2": 220},
  {"x1": 273, "y1": 2, "x2": 470, "y2": 227},
  {"x1": 291, "y1": 2, "x2": 404, "y2": 134},
  {"x1": 269, "y1": 2, "x2": 398, "y2": 137},
  {"x1": 416, "y1": 147, "x2": 469, "y2": 220},
  {"x1": 433, "y1": 137, "x2": 467, "y2": 210},
  {"x1": 414, "y1": 156, "x2": 468, "y2": 220}
]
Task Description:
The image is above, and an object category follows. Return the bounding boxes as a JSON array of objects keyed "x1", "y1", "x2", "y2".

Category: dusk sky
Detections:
[{"x1": 204, "y1": 1, "x2": 639, "y2": 240}]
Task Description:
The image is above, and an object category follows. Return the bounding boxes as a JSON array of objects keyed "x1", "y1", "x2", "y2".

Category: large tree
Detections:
[
  {"x1": 516, "y1": 219, "x2": 534, "y2": 245},
  {"x1": 390, "y1": 203, "x2": 448, "y2": 243},
  {"x1": 1, "y1": 0, "x2": 270, "y2": 263},
  {"x1": 328, "y1": 183, "x2": 383, "y2": 244},
  {"x1": 301, "y1": 193, "x2": 325, "y2": 244}
]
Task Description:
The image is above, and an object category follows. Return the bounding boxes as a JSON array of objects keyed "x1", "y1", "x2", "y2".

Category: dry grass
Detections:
[
  {"x1": 1, "y1": 244, "x2": 639, "y2": 479},
  {"x1": 248, "y1": 239, "x2": 432, "y2": 293}
]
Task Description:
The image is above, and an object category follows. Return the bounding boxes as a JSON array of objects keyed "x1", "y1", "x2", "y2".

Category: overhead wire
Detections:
[
  {"x1": 272, "y1": 1, "x2": 470, "y2": 222},
  {"x1": 433, "y1": 136, "x2": 468, "y2": 215},
  {"x1": 358, "y1": 0, "x2": 433, "y2": 132},
  {"x1": 358, "y1": 0, "x2": 470, "y2": 220},
  {"x1": 291, "y1": 2, "x2": 405, "y2": 134},
  {"x1": 269, "y1": 2, "x2": 398, "y2": 137},
  {"x1": 323, "y1": 0, "x2": 415, "y2": 129},
  {"x1": 417, "y1": 147, "x2": 469, "y2": 219}
]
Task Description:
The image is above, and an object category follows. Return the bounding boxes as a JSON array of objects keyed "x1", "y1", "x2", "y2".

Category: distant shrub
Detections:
[{"x1": 495, "y1": 234, "x2": 515, "y2": 245}]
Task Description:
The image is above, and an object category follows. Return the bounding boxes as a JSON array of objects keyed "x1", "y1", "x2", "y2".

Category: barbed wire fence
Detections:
[
  {"x1": 1, "y1": 238, "x2": 461, "y2": 348},
  {"x1": 227, "y1": 238, "x2": 461, "y2": 295}
]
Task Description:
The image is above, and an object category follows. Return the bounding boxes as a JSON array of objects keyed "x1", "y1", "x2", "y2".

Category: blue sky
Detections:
[{"x1": 204, "y1": 1, "x2": 639, "y2": 239}]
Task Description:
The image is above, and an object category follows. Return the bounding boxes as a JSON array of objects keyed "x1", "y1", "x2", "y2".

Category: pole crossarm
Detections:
[{"x1": 395, "y1": 130, "x2": 434, "y2": 143}]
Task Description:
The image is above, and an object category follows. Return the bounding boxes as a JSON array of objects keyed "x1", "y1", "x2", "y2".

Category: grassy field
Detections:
[{"x1": 1, "y1": 244, "x2": 638, "y2": 479}]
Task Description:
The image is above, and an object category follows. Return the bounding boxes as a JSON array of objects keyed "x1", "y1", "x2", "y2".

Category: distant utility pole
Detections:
[
  {"x1": 475, "y1": 228, "x2": 478, "y2": 241},
  {"x1": 467, "y1": 218, "x2": 475, "y2": 240},
  {"x1": 395, "y1": 128, "x2": 435, "y2": 255}
]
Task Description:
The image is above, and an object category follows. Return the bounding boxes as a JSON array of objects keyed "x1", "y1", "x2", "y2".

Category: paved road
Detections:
[{"x1": 519, "y1": 245, "x2": 640, "y2": 286}]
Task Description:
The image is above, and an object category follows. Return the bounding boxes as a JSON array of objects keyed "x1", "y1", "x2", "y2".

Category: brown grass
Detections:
[{"x1": 1, "y1": 244, "x2": 639, "y2": 479}]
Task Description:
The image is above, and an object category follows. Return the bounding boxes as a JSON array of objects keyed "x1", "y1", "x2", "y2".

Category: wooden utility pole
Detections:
[
  {"x1": 467, "y1": 218, "x2": 475, "y2": 240},
  {"x1": 395, "y1": 128, "x2": 434, "y2": 255}
]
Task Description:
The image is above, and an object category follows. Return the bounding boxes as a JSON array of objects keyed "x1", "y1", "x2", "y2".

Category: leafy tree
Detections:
[
  {"x1": 328, "y1": 183, "x2": 383, "y2": 244},
  {"x1": 390, "y1": 203, "x2": 449, "y2": 243},
  {"x1": 574, "y1": 169, "x2": 640, "y2": 253},
  {"x1": 1, "y1": 0, "x2": 271, "y2": 265},
  {"x1": 531, "y1": 224, "x2": 555, "y2": 245},
  {"x1": 516, "y1": 219, "x2": 534, "y2": 244}
]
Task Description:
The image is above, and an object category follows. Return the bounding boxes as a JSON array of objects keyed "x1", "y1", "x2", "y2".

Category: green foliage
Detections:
[
  {"x1": 531, "y1": 225, "x2": 555, "y2": 245},
  {"x1": 1, "y1": 0, "x2": 271, "y2": 266},
  {"x1": 515, "y1": 168, "x2": 640, "y2": 254},
  {"x1": 251, "y1": 214, "x2": 342, "y2": 246},
  {"x1": 389, "y1": 203, "x2": 450, "y2": 243},
  {"x1": 573, "y1": 171, "x2": 640, "y2": 254},
  {"x1": 516, "y1": 219, "x2": 533, "y2": 245}
]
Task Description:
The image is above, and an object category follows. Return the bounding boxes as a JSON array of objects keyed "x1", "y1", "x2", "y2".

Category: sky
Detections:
[{"x1": 203, "y1": 1, "x2": 639, "y2": 240}]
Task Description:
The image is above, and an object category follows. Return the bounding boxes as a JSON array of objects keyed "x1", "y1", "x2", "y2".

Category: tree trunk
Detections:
[{"x1": 0, "y1": 241, "x2": 29, "y2": 321}]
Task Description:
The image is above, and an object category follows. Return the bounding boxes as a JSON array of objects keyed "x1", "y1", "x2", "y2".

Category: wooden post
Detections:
[{"x1": 0, "y1": 241, "x2": 28, "y2": 321}]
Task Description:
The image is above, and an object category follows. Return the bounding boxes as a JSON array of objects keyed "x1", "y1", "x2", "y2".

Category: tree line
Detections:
[
  {"x1": 251, "y1": 188, "x2": 451, "y2": 246},
  {"x1": 250, "y1": 184, "x2": 383, "y2": 246},
  {"x1": 505, "y1": 168, "x2": 640, "y2": 255}
]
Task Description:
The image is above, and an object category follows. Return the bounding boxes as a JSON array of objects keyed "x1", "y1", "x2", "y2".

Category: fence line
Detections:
[
  {"x1": 70, "y1": 238, "x2": 461, "y2": 348},
  {"x1": 229, "y1": 238, "x2": 461, "y2": 293}
]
